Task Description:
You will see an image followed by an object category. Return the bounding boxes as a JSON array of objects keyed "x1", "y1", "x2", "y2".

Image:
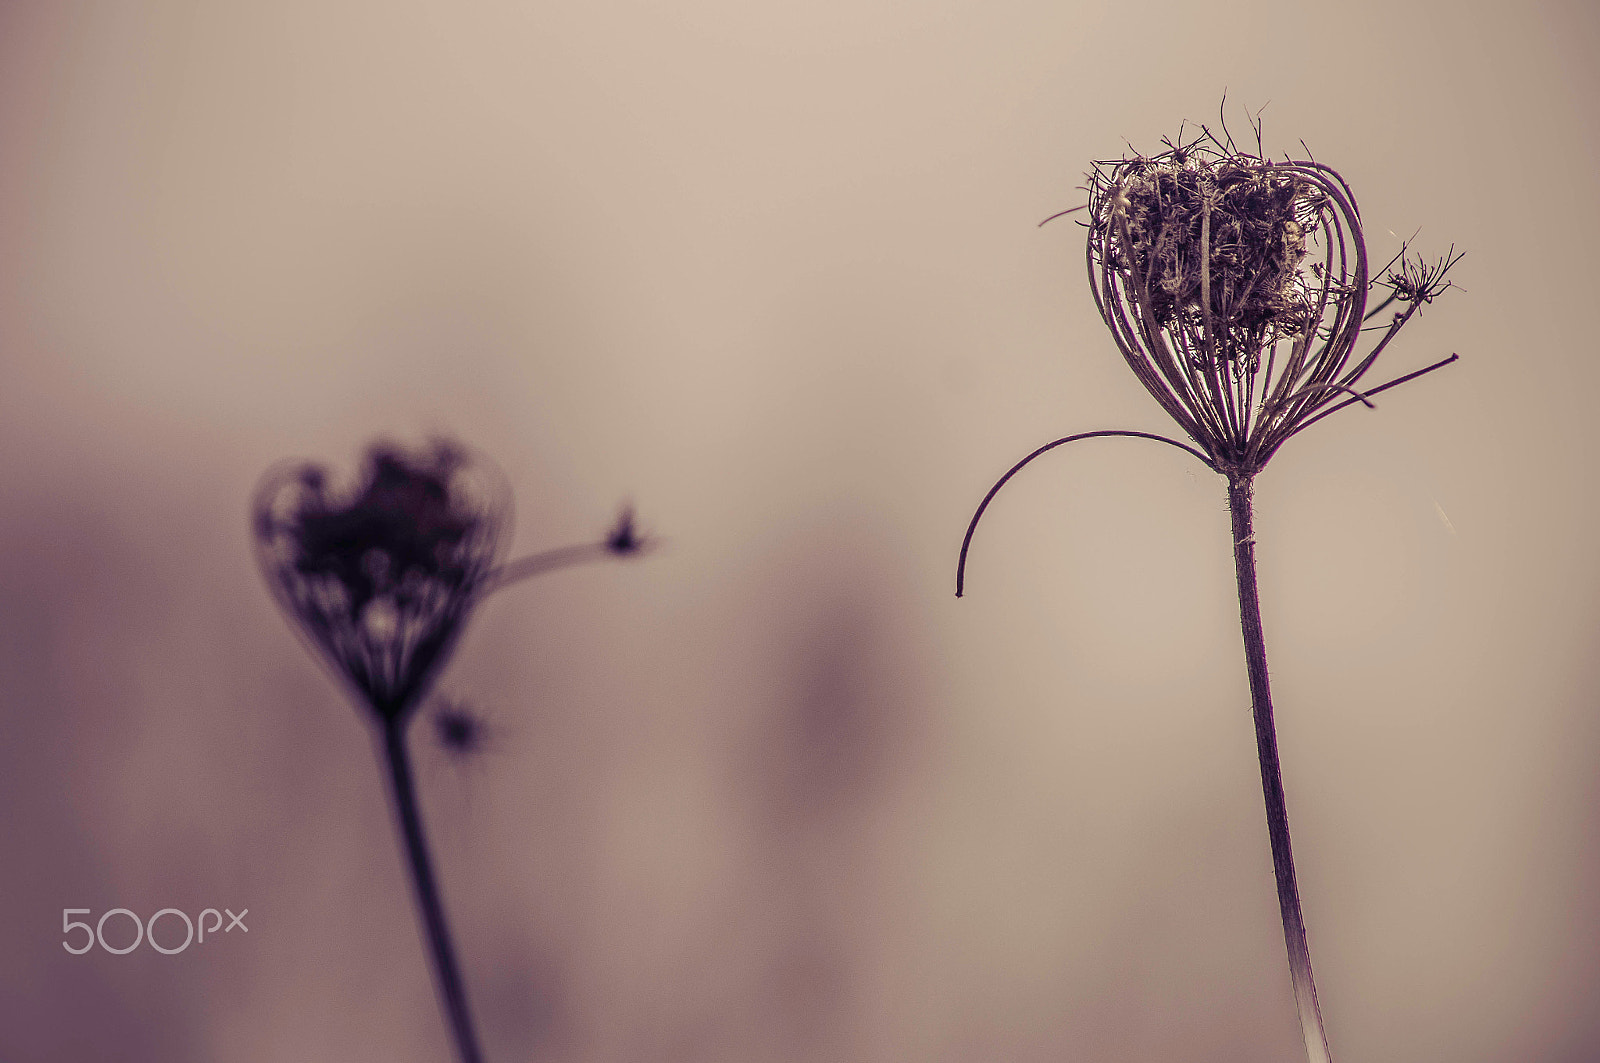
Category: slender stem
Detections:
[
  {"x1": 1280, "y1": 352, "x2": 1459, "y2": 444},
  {"x1": 381, "y1": 719, "x2": 486, "y2": 1063},
  {"x1": 480, "y1": 541, "x2": 611, "y2": 596},
  {"x1": 1226, "y1": 474, "x2": 1332, "y2": 1063}
]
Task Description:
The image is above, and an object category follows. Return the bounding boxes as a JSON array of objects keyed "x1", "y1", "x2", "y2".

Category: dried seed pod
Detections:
[
  {"x1": 252, "y1": 435, "x2": 650, "y2": 1063},
  {"x1": 254, "y1": 439, "x2": 510, "y2": 723},
  {"x1": 1085, "y1": 133, "x2": 1455, "y2": 476},
  {"x1": 961, "y1": 117, "x2": 1463, "y2": 1063}
]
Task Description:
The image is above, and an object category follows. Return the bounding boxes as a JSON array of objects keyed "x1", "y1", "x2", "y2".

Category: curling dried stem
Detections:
[
  {"x1": 381, "y1": 719, "x2": 486, "y2": 1063},
  {"x1": 1226, "y1": 473, "x2": 1332, "y2": 1063},
  {"x1": 955, "y1": 430, "x2": 1216, "y2": 597}
]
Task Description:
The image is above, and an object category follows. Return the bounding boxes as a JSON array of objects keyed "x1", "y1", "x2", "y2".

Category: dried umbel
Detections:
[
  {"x1": 1085, "y1": 134, "x2": 1458, "y2": 475},
  {"x1": 254, "y1": 437, "x2": 649, "y2": 1063},
  {"x1": 960, "y1": 120, "x2": 1462, "y2": 1063},
  {"x1": 254, "y1": 440, "x2": 509, "y2": 724}
]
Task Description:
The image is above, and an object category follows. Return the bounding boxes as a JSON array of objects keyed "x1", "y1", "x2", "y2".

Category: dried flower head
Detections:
[
  {"x1": 1085, "y1": 127, "x2": 1459, "y2": 476},
  {"x1": 254, "y1": 439, "x2": 510, "y2": 723},
  {"x1": 252, "y1": 435, "x2": 651, "y2": 1063},
  {"x1": 960, "y1": 112, "x2": 1465, "y2": 1063}
]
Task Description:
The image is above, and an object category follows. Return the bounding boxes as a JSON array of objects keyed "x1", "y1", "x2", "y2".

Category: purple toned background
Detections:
[{"x1": 2, "y1": 2, "x2": 1598, "y2": 1060}]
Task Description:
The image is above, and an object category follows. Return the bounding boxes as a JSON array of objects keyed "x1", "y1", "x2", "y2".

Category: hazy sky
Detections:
[{"x1": 2, "y1": 2, "x2": 1598, "y2": 1061}]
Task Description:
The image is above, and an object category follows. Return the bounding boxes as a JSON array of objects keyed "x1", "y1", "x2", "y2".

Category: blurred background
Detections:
[{"x1": 1, "y1": 1, "x2": 1597, "y2": 1060}]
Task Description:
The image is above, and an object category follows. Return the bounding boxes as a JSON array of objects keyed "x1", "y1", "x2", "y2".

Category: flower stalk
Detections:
[
  {"x1": 383, "y1": 716, "x2": 485, "y2": 1063},
  {"x1": 255, "y1": 439, "x2": 648, "y2": 1063},
  {"x1": 1228, "y1": 471, "x2": 1330, "y2": 1063},
  {"x1": 958, "y1": 115, "x2": 1460, "y2": 1060}
]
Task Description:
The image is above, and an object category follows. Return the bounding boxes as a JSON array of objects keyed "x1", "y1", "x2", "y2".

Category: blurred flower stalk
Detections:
[
  {"x1": 959, "y1": 117, "x2": 1460, "y2": 1062},
  {"x1": 255, "y1": 439, "x2": 646, "y2": 1063}
]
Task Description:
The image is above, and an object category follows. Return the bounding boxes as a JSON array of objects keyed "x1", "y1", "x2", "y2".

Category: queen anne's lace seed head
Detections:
[
  {"x1": 1085, "y1": 130, "x2": 1457, "y2": 477},
  {"x1": 254, "y1": 439, "x2": 509, "y2": 723},
  {"x1": 954, "y1": 120, "x2": 1460, "y2": 598}
]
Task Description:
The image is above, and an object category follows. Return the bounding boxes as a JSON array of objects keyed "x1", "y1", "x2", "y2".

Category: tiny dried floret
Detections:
[
  {"x1": 432, "y1": 697, "x2": 489, "y2": 757},
  {"x1": 605, "y1": 504, "x2": 645, "y2": 555},
  {"x1": 1381, "y1": 246, "x2": 1462, "y2": 307}
]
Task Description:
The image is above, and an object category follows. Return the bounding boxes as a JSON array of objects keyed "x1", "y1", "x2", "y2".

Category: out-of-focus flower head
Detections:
[{"x1": 254, "y1": 439, "x2": 509, "y2": 724}]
